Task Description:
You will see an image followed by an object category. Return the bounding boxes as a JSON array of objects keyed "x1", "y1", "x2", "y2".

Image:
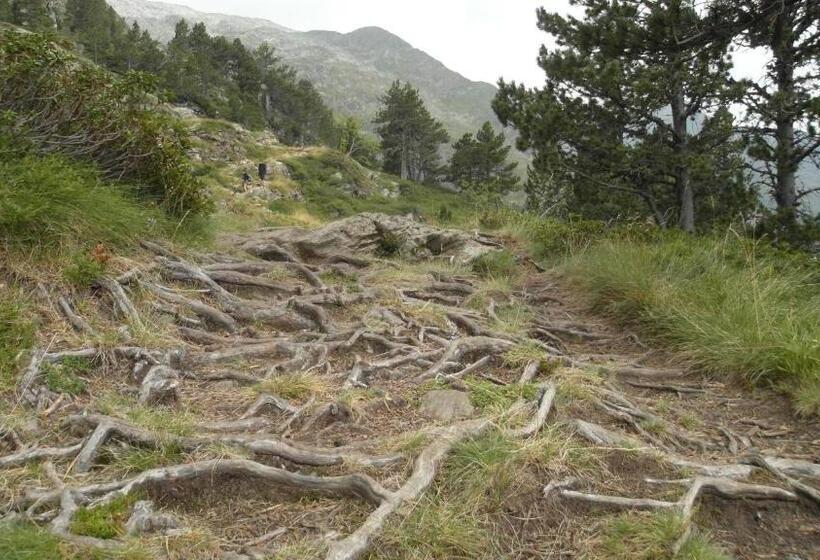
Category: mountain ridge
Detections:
[{"x1": 107, "y1": 0, "x2": 505, "y2": 144}]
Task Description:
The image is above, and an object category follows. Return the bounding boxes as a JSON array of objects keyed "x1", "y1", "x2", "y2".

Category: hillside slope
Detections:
[{"x1": 107, "y1": 0, "x2": 502, "y2": 141}]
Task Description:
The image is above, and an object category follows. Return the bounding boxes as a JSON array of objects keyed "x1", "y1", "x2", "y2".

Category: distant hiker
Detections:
[
  {"x1": 258, "y1": 163, "x2": 268, "y2": 181},
  {"x1": 242, "y1": 171, "x2": 252, "y2": 191}
]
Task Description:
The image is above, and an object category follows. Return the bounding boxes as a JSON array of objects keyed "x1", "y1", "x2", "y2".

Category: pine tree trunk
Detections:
[
  {"x1": 771, "y1": 8, "x2": 798, "y2": 219},
  {"x1": 671, "y1": 85, "x2": 695, "y2": 233}
]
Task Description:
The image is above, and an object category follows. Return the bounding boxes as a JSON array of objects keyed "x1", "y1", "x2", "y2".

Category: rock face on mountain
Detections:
[{"x1": 107, "y1": 0, "x2": 503, "y2": 141}]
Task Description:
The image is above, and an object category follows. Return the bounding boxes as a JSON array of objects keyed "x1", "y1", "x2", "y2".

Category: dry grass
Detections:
[{"x1": 254, "y1": 372, "x2": 330, "y2": 401}]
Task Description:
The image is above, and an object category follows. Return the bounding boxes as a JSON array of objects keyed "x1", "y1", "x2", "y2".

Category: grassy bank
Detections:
[{"x1": 499, "y1": 212, "x2": 820, "y2": 414}]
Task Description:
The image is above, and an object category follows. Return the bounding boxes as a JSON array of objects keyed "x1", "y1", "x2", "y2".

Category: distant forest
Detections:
[{"x1": 0, "y1": 0, "x2": 338, "y2": 146}]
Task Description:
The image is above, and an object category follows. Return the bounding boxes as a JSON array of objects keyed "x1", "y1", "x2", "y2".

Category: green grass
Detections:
[
  {"x1": 107, "y1": 443, "x2": 185, "y2": 474},
  {"x1": 371, "y1": 428, "x2": 602, "y2": 559},
  {"x1": 279, "y1": 149, "x2": 471, "y2": 224},
  {"x1": 0, "y1": 154, "x2": 157, "y2": 249},
  {"x1": 598, "y1": 511, "x2": 732, "y2": 560},
  {"x1": 0, "y1": 522, "x2": 65, "y2": 560},
  {"x1": 71, "y1": 493, "x2": 139, "y2": 540},
  {"x1": 43, "y1": 357, "x2": 91, "y2": 396},
  {"x1": 463, "y1": 378, "x2": 539, "y2": 414},
  {"x1": 0, "y1": 152, "x2": 211, "y2": 257},
  {"x1": 255, "y1": 373, "x2": 329, "y2": 401},
  {"x1": 95, "y1": 395, "x2": 197, "y2": 437},
  {"x1": 0, "y1": 521, "x2": 152, "y2": 559},
  {"x1": 0, "y1": 292, "x2": 35, "y2": 392},
  {"x1": 471, "y1": 249, "x2": 518, "y2": 278},
  {"x1": 560, "y1": 233, "x2": 820, "y2": 415},
  {"x1": 503, "y1": 342, "x2": 556, "y2": 369}
]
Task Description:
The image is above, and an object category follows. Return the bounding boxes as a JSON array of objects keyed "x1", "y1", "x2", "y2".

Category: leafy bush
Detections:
[
  {"x1": 472, "y1": 250, "x2": 517, "y2": 278},
  {"x1": 0, "y1": 32, "x2": 211, "y2": 216}
]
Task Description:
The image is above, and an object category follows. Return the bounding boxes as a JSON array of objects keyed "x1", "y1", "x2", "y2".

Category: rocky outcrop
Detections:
[{"x1": 230, "y1": 213, "x2": 501, "y2": 262}]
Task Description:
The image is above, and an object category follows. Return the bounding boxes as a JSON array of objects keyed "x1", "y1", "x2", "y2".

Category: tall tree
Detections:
[
  {"x1": 728, "y1": 0, "x2": 820, "y2": 224},
  {"x1": 448, "y1": 121, "x2": 518, "y2": 192},
  {"x1": 7, "y1": 0, "x2": 53, "y2": 29},
  {"x1": 338, "y1": 116, "x2": 380, "y2": 168},
  {"x1": 494, "y1": 0, "x2": 748, "y2": 231},
  {"x1": 374, "y1": 81, "x2": 449, "y2": 182}
]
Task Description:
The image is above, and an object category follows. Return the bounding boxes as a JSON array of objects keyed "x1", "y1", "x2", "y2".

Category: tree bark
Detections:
[
  {"x1": 671, "y1": 84, "x2": 695, "y2": 233},
  {"x1": 771, "y1": 6, "x2": 798, "y2": 218}
]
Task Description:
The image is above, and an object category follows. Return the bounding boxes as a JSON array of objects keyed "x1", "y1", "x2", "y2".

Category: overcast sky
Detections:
[
  {"x1": 172, "y1": 0, "x2": 766, "y2": 87},
  {"x1": 160, "y1": 0, "x2": 566, "y2": 87}
]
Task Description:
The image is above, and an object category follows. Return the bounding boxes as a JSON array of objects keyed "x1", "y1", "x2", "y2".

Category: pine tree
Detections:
[
  {"x1": 338, "y1": 117, "x2": 379, "y2": 168},
  {"x1": 448, "y1": 121, "x2": 518, "y2": 192},
  {"x1": 0, "y1": 0, "x2": 12, "y2": 22},
  {"x1": 494, "y1": 0, "x2": 749, "y2": 231},
  {"x1": 726, "y1": 0, "x2": 820, "y2": 225},
  {"x1": 374, "y1": 81, "x2": 449, "y2": 182},
  {"x1": 9, "y1": 0, "x2": 53, "y2": 30}
]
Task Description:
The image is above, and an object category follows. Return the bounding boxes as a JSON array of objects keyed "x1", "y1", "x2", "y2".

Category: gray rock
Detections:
[
  {"x1": 420, "y1": 390, "x2": 474, "y2": 422},
  {"x1": 138, "y1": 366, "x2": 181, "y2": 406},
  {"x1": 245, "y1": 186, "x2": 283, "y2": 203},
  {"x1": 125, "y1": 501, "x2": 180, "y2": 536},
  {"x1": 270, "y1": 161, "x2": 291, "y2": 179},
  {"x1": 231, "y1": 212, "x2": 498, "y2": 262},
  {"x1": 18, "y1": 418, "x2": 44, "y2": 439},
  {"x1": 213, "y1": 380, "x2": 239, "y2": 391}
]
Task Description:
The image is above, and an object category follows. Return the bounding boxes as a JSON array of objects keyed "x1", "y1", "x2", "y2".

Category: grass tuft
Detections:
[
  {"x1": 0, "y1": 291, "x2": 35, "y2": 392},
  {"x1": 463, "y1": 378, "x2": 538, "y2": 414},
  {"x1": 71, "y1": 493, "x2": 139, "y2": 540},
  {"x1": 562, "y1": 234, "x2": 820, "y2": 414},
  {"x1": 596, "y1": 511, "x2": 731, "y2": 560},
  {"x1": 471, "y1": 249, "x2": 518, "y2": 279},
  {"x1": 255, "y1": 373, "x2": 329, "y2": 401}
]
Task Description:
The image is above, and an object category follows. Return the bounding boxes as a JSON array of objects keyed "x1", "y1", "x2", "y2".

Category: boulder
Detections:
[{"x1": 419, "y1": 390, "x2": 474, "y2": 422}]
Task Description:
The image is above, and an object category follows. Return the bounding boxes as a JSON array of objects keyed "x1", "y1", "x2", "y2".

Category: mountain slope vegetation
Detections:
[{"x1": 0, "y1": 3, "x2": 818, "y2": 560}]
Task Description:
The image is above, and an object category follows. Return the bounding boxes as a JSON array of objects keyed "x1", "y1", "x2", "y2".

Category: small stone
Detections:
[
  {"x1": 213, "y1": 380, "x2": 239, "y2": 391},
  {"x1": 125, "y1": 501, "x2": 179, "y2": 536},
  {"x1": 131, "y1": 361, "x2": 153, "y2": 383},
  {"x1": 18, "y1": 418, "x2": 43, "y2": 439},
  {"x1": 138, "y1": 366, "x2": 180, "y2": 406},
  {"x1": 419, "y1": 390, "x2": 474, "y2": 422}
]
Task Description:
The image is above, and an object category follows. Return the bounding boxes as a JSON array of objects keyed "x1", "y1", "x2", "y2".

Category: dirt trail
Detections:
[{"x1": 1, "y1": 213, "x2": 818, "y2": 560}]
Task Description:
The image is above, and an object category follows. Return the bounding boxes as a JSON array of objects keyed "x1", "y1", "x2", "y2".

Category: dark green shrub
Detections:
[
  {"x1": 0, "y1": 32, "x2": 211, "y2": 216},
  {"x1": 63, "y1": 253, "x2": 107, "y2": 288},
  {"x1": 377, "y1": 231, "x2": 404, "y2": 256}
]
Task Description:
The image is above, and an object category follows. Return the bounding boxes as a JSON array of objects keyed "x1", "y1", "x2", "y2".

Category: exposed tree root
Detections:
[
  {"x1": 326, "y1": 419, "x2": 492, "y2": 560},
  {"x1": 95, "y1": 276, "x2": 142, "y2": 327},
  {"x1": 56, "y1": 296, "x2": 94, "y2": 334},
  {"x1": 419, "y1": 336, "x2": 515, "y2": 379},
  {"x1": 0, "y1": 443, "x2": 84, "y2": 469}
]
